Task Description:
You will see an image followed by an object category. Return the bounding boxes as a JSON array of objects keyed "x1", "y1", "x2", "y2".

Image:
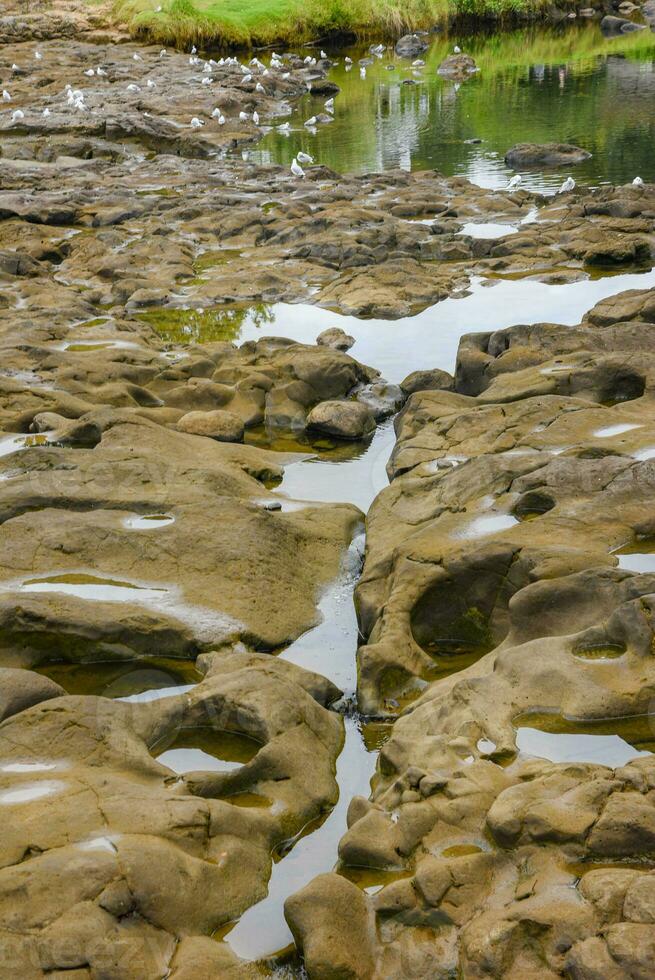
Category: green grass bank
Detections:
[{"x1": 113, "y1": 0, "x2": 582, "y2": 50}]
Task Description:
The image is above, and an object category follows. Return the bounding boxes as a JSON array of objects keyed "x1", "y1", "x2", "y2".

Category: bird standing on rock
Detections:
[
  {"x1": 11, "y1": 109, "x2": 24, "y2": 122},
  {"x1": 253, "y1": 111, "x2": 259, "y2": 125},
  {"x1": 453, "y1": 45, "x2": 461, "y2": 53},
  {"x1": 507, "y1": 174, "x2": 522, "y2": 191},
  {"x1": 2, "y1": 90, "x2": 11, "y2": 101},
  {"x1": 190, "y1": 117, "x2": 203, "y2": 127},
  {"x1": 559, "y1": 176, "x2": 575, "y2": 193},
  {"x1": 633, "y1": 176, "x2": 644, "y2": 187},
  {"x1": 291, "y1": 158, "x2": 305, "y2": 178}
]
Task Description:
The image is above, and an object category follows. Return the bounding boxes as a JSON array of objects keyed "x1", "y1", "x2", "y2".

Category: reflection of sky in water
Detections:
[
  {"x1": 248, "y1": 25, "x2": 655, "y2": 191},
  {"x1": 232, "y1": 268, "x2": 655, "y2": 382}
]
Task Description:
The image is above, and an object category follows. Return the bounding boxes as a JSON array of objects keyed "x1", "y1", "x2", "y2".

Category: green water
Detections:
[{"x1": 250, "y1": 23, "x2": 655, "y2": 191}]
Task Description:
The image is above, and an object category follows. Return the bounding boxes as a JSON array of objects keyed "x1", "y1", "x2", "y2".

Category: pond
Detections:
[{"x1": 248, "y1": 22, "x2": 655, "y2": 191}]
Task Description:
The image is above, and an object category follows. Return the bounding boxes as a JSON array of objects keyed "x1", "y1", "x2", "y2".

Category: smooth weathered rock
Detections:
[
  {"x1": 306, "y1": 400, "x2": 376, "y2": 440},
  {"x1": 176, "y1": 409, "x2": 245, "y2": 443},
  {"x1": 399, "y1": 368, "x2": 454, "y2": 396},
  {"x1": 394, "y1": 34, "x2": 429, "y2": 57},
  {"x1": 316, "y1": 326, "x2": 355, "y2": 351}
]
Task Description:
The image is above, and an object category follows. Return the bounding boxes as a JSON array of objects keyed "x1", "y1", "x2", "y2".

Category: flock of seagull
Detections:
[
  {"x1": 507, "y1": 172, "x2": 644, "y2": 195},
  {"x1": 1, "y1": 43, "x2": 647, "y2": 192}
]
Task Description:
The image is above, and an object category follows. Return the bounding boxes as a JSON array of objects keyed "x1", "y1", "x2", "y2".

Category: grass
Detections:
[{"x1": 112, "y1": 0, "x2": 578, "y2": 48}]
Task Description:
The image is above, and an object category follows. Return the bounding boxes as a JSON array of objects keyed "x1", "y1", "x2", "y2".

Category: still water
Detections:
[{"x1": 249, "y1": 23, "x2": 655, "y2": 191}]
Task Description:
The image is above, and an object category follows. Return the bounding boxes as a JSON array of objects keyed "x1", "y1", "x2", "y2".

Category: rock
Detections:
[
  {"x1": 505, "y1": 142, "x2": 592, "y2": 167},
  {"x1": 316, "y1": 327, "x2": 355, "y2": 351},
  {"x1": 600, "y1": 13, "x2": 645, "y2": 32},
  {"x1": 355, "y1": 381, "x2": 405, "y2": 420},
  {"x1": 0, "y1": 668, "x2": 64, "y2": 722},
  {"x1": 306, "y1": 400, "x2": 376, "y2": 440},
  {"x1": 394, "y1": 34, "x2": 429, "y2": 57},
  {"x1": 285, "y1": 873, "x2": 375, "y2": 979},
  {"x1": 309, "y1": 80, "x2": 340, "y2": 95},
  {"x1": 437, "y1": 54, "x2": 478, "y2": 79},
  {"x1": 399, "y1": 368, "x2": 454, "y2": 396},
  {"x1": 176, "y1": 409, "x2": 245, "y2": 443}
]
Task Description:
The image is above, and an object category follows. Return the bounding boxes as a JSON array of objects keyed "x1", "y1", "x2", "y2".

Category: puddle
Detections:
[
  {"x1": 123, "y1": 514, "x2": 175, "y2": 530},
  {"x1": 20, "y1": 573, "x2": 169, "y2": 604},
  {"x1": 36, "y1": 657, "x2": 202, "y2": 699},
  {"x1": 593, "y1": 423, "x2": 642, "y2": 438},
  {"x1": 223, "y1": 715, "x2": 378, "y2": 961},
  {"x1": 0, "y1": 761, "x2": 62, "y2": 773},
  {"x1": 615, "y1": 539, "x2": 655, "y2": 573},
  {"x1": 459, "y1": 222, "x2": 518, "y2": 239},
  {"x1": 452, "y1": 513, "x2": 519, "y2": 539},
  {"x1": 54, "y1": 340, "x2": 141, "y2": 352},
  {"x1": 0, "y1": 780, "x2": 67, "y2": 804},
  {"x1": 514, "y1": 711, "x2": 655, "y2": 766},
  {"x1": 0, "y1": 433, "x2": 54, "y2": 459},
  {"x1": 261, "y1": 421, "x2": 394, "y2": 514},
  {"x1": 155, "y1": 728, "x2": 261, "y2": 774}
]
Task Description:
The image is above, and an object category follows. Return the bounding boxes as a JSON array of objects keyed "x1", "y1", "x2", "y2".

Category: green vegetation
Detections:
[{"x1": 113, "y1": 0, "x2": 579, "y2": 48}]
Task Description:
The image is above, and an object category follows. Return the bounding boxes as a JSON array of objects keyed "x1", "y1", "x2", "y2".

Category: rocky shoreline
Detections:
[{"x1": 2, "y1": 4, "x2": 655, "y2": 978}]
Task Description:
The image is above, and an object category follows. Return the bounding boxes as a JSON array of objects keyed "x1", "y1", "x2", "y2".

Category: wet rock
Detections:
[
  {"x1": 399, "y1": 368, "x2": 454, "y2": 396},
  {"x1": 505, "y1": 142, "x2": 592, "y2": 167},
  {"x1": 176, "y1": 409, "x2": 245, "y2": 443},
  {"x1": 394, "y1": 34, "x2": 429, "y2": 57},
  {"x1": 0, "y1": 667, "x2": 64, "y2": 722},
  {"x1": 355, "y1": 381, "x2": 405, "y2": 420},
  {"x1": 285, "y1": 873, "x2": 375, "y2": 979},
  {"x1": 316, "y1": 326, "x2": 355, "y2": 350},
  {"x1": 437, "y1": 53, "x2": 478, "y2": 79},
  {"x1": 601, "y1": 13, "x2": 646, "y2": 32},
  {"x1": 306, "y1": 400, "x2": 376, "y2": 440}
]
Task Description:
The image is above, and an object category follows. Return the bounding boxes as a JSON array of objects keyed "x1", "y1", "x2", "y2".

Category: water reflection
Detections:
[{"x1": 249, "y1": 25, "x2": 655, "y2": 190}]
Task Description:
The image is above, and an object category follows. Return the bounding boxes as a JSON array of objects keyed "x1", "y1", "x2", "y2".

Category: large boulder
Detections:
[
  {"x1": 306, "y1": 400, "x2": 376, "y2": 440},
  {"x1": 176, "y1": 409, "x2": 245, "y2": 443},
  {"x1": 400, "y1": 368, "x2": 454, "y2": 396},
  {"x1": 394, "y1": 33, "x2": 428, "y2": 57},
  {"x1": 437, "y1": 53, "x2": 478, "y2": 79},
  {"x1": 316, "y1": 326, "x2": 355, "y2": 351},
  {"x1": 601, "y1": 13, "x2": 645, "y2": 32},
  {"x1": 505, "y1": 142, "x2": 591, "y2": 167}
]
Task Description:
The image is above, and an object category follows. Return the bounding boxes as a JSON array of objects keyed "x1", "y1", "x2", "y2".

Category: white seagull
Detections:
[
  {"x1": 255, "y1": 82, "x2": 265, "y2": 93},
  {"x1": 159, "y1": 49, "x2": 166, "y2": 57},
  {"x1": 304, "y1": 115, "x2": 317, "y2": 126},
  {"x1": 297, "y1": 151, "x2": 313, "y2": 163},
  {"x1": 324, "y1": 97, "x2": 334, "y2": 112},
  {"x1": 133, "y1": 53, "x2": 142, "y2": 61},
  {"x1": 253, "y1": 110, "x2": 259, "y2": 124},
  {"x1": 507, "y1": 174, "x2": 522, "y2": 191},
  {"x1": 633, "y1": 176, "x2": 644, "y2": 187},
  {"x1": 320, "y1": 50, "x2": 328, "y2": 58},
  {"x1": 11, "y1": 109, "x2": 24, "y2": 122},
  {"x1": 453, "y1": 45, "x2": 461, "y2": 53},
  {"x1": 291, "y1": 157, "x2": 305, "y2": 178},
  {"x1": 277, "y1": 122, "x2": 290, "y2": 131},
  {"x1": 35, "y1": 51, "x2": 43, "y2": 61},
  {"x1": 559, "y1": 176, "x2": 575, "y2": 193},
  {"x1": 147, "y1": 79, "x2": 156, "y2": 88},
  {"x1": 42, "y1": 107, "x2": 50, "y2": 116},
  {"x1": 239, "y1": 110, "x2": 249, "y2": 121},
  {"x1": 127, "y1": 83, "x2": 140, "y2": 92},
  {"x1": 190, "y1": 116, "x2": 203, "y2": 127},
  {"x1": 2, "y1": 90, "x2": 11, "y2": 101}
]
